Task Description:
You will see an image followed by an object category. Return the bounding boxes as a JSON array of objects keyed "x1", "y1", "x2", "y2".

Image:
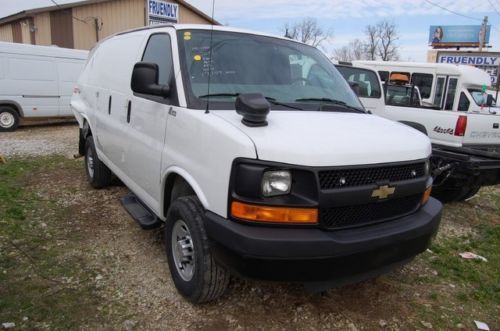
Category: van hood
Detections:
[{"x1": 212, "y1": 110, "x2": 431, "y2": 167}]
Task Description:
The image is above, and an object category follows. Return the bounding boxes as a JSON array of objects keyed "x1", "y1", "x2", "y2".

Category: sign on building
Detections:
[
  {"x1": 429, "y1": 25, "x2": 491, "y2": 46},
  {"x1": 437, "y1": 52, "x2": 499, "y2": 85},
  {"x1": 147, "y1": 0, "x2": 179, "y2": 25}
]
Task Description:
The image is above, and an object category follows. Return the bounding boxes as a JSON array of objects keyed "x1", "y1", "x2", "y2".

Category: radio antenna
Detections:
[{"x1": 205, "y1": 0, "x2": 216, "y2": 114}]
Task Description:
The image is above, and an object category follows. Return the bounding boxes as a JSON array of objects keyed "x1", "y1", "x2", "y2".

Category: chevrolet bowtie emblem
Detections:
[{"x1": 371, "y1": 185, "x2": 395, "y2": 199}]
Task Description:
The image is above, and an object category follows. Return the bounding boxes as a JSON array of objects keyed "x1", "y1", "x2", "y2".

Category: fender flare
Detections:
[{"x1": 0, "y1": 100, "x2": 24, "y2": 117}]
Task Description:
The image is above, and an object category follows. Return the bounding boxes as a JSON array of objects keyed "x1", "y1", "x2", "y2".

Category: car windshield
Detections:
[
  {"x1": 177, "y1": 29, "x2": 363, "y2": 111},
  {"x1": 468, "y1": 88, "x2": 495, "y2": 106}
]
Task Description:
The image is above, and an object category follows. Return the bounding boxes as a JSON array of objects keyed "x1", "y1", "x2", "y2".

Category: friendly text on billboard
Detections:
[{"x1": 147, "y1": 0, "x2": 178, "y2": 25}]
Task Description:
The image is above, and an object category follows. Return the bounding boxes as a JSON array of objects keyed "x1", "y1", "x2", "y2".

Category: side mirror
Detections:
[
  {"x1": 486, "y1": 94, "x2": 493, "y2": 107},
  {"x1": 131, "y1": 62, "x2": 170, "y2": 97},
  {"x1": 235, "y1": 93, "x2": 270, "y2": 127}
]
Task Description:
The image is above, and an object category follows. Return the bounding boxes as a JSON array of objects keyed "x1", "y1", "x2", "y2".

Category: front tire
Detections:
[
  {"x1": 0, "y1": 107, "x2": 19, "y2": 132},
  {"x1": 84, "y1": 136, "x2": 112, "y2": 189},
  {"x1": 165, "y1": 196, "x2": 230, "y2": 303}
]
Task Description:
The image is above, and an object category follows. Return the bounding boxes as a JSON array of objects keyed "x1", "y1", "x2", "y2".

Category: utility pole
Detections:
[{"x1": 479, "y1": 16, "x2": 488, "y2": 52}]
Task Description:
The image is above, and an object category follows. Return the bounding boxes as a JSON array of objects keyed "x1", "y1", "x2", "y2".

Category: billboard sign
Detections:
[
  {"x1": 437, "y1": 52, "x2": 500, "y2": 85},
  {"x1": 429, "y1": 25, "x2": 491, "y2": 45},
  {"x1": 148, "y1": 0, "x2": 179, "y2": 25}
]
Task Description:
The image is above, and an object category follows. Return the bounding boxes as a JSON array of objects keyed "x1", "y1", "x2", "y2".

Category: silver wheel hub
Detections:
[
  {"x1": 86, "y1": 150, "x2": 94, "y2": 178},
  {"x1": 0, "y1": 112, "x2": 15, "y2": 128},
  {"x1": 171, "y1": 220, "x2": 195, "y2": 281}
]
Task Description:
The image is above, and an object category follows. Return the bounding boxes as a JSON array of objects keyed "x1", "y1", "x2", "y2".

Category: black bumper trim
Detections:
[{"x1": 204, "y1": 198, "x2": 442, "y2": 281}]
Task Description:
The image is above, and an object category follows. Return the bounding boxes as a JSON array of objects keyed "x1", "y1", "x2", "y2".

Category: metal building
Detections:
[{"x1": 0, "y1": 0, "x2": 218, "y2": 50}]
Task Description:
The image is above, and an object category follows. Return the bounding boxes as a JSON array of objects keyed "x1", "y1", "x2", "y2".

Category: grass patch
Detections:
[{"x1": 0, "y1": 157, "x2": 109, "y2": 329}]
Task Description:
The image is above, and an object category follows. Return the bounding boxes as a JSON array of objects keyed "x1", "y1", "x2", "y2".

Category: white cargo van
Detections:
[
  {"x1": 335, "y1": 62, "x2": 500, "y2": 202},
  {"x1": 0, "y1": 42, "x2": 88, "y2": 131},
  {"x1": 71, "y1": 24, "x2": 442, "y2": 303}
]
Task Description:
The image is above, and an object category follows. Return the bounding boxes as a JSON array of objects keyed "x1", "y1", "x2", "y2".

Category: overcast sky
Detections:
[{"x1": 1, "y1": 0, "x2": 499, "y2": 61}]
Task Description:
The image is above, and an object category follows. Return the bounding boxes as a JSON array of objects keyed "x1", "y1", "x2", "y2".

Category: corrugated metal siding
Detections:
[
  {"x1": 0, "y1": 25, "x2": 13, "y2": 42},
  {"x1": 21, "y1": 19, "x2": 31, "y2": 44},
  {"x1": 34, "y1": 13, "x2": 52, "y2": 46},
  {"x1": 73, "y1": 0, "x2": 145, "y2": 50},
  {"x1": 179, "y1": 4, "x2": 211, "y2": 24},
  {"x1": 12, "y1": 22, "x2": 22, "y2": 43},
  {"x1": 50, "y1": 8, "x2": 74, "y2": 48}
]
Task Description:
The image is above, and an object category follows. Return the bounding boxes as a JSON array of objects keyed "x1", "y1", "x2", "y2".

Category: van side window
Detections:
[
  {"x1": 378, "y1": 71, "x2": 389, "y2": 82},
  {"x1": 336, "y1": 66, "x2": 381, "y2": 98},
  {"x1": 444, "y1": 78, "x2": 458, "y2": 110},
  {"x1": 411, "y1": 73, "x2": 433, "y2": 99},
  {"x1": 142, "y1": 33, "x2": 173, "y2": 85},
  {"x1": 458, "y1": 92, "x2": 470, "y2": 111},
  {"x1": 433, "y1": 77, "x2": 445, "y2": 108}
]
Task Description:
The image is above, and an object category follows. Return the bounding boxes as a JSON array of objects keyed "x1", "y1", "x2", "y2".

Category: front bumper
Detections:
[{"x1": 205, "y1": 197, "x2": 442, "y2": 282}]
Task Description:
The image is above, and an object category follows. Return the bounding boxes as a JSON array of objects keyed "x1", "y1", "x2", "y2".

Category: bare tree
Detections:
[
  {"x1": 333, "y1": 39, "x2": 366, "y2": 61},
  {"x1": 376, "y1": 20, "x2": 399, "y2": 61},
  {"x1": 283, "y1": 17, "x2": 331, "y2": 48},
  {"x1": 364, "y1": 24, "x2": 379, "y2": 61}
]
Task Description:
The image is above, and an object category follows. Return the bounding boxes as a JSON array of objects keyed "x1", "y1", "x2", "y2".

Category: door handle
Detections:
[{"x1": 127, "y1": 100, "x2": 131, "y2": 123}]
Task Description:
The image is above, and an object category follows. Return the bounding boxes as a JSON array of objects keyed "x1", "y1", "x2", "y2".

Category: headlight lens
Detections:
[{"x1": 261, "y1": 170, "x2": 291, "y2": 197}]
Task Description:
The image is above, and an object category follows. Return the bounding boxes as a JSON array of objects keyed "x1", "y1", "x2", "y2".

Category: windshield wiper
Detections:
[
  {"x1": 295, "y1": 97, "x2": 366, "y2": 113},
  {"x1": 197, "y1": 93, "x2": 303, "y2": 110},
  {"x1": 198, "y1": 93, "x2": 240, "y2": 98},
  {"x1": 265, "y1": 97, "x2": 303, "y2": 111}
]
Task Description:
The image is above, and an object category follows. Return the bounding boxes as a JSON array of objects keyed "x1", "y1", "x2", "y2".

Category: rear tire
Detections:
[
  {"x1": 0, "y1": 107, "x2": 19, "y2": 132},
  {"x1": 432, "y1": 178, "x2": 479, "y2": 203},
  {"x1": 84, "y1": 136, "x2": 112, "y2": 189},
  {"x1": 165, "y1": 196, "x2": 230, "y2": 303}
]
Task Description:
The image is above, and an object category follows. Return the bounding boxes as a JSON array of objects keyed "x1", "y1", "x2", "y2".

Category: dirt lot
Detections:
[{"x1": 0, "y1": 125, "x2": 499, "y2": 330}]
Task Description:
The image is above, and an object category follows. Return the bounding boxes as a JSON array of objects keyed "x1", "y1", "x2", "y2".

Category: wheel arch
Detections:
[
  {"x1": 0, "y1": 100, "x2": 24, "y2": 117},
  {"x1": 161, "y1": 167, "x2": 209, "y2": 219}
]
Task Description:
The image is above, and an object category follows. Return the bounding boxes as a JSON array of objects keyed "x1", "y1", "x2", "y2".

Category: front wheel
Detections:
[
  {"x1": 0, "y1": 107, "x2": 19, "y2": 132},
  {"x1": 165, "y1": 196, "x2": 230, "y2": 303}
]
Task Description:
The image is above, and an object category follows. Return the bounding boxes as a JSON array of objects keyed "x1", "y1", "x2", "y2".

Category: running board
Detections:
[{"x1": 120, "y1": 192, "x2": 163, "y2": 230}]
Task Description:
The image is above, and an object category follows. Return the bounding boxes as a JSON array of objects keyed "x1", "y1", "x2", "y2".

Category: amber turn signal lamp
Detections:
[
  {"x1": 231, "y1": 201, "x2": 318, "y2": 224},
  {"x1": 421, "y1": 186, "x2": 432, "y2": 205}
]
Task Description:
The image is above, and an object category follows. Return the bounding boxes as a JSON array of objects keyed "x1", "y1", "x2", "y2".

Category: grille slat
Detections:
[
  {"x1": 318, "y1": 162, "x2": 426, "y2": 190},
  {"x1": 320, "y1": 195, "x2": 421, "y2": 230}
]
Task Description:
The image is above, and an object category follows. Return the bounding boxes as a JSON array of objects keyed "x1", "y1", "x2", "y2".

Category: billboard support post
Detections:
[{"x1": 479, "y1": 16, "x2": 488, "y2": 52}]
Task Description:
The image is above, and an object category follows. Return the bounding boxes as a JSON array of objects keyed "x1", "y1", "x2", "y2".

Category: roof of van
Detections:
[
  {"x1": 113, "y1": 24, "x2": 304, "y2": 45},
  {"x1": 0, "y1": 42, "x2": 89, "y2": 60},
  {"x1": 354, "y1": 60, "x2": 491, "y2": 87}
]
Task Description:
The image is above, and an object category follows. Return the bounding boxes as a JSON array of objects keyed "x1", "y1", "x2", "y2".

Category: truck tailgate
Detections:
[{"x1": 463, "y1": 113, "x2": 500, "y2": 146}]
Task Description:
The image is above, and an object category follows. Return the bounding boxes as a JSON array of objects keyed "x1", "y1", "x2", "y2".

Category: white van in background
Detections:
[{"x1": 0, "y1": 42, "x2": 88, "y2": 131}]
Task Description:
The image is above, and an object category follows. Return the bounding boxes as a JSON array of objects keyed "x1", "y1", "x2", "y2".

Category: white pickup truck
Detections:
[
  {"x1": 71, "y1": 24, "x2": 442, "y2": 303},
  {"x1": 336, "y1": 62, "x2": 500, "y2": 202}
]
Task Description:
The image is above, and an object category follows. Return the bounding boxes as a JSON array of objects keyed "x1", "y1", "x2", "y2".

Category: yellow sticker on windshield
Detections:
[
  {"x1": 194, "y1": 54, "x2": 202, "y2": 61},
  {"x1": 184, "y1": 31, "x2": 191, "y2": 36},
  {"x1": 184, "y1": 35, "x2": 191, "y2": 40}
]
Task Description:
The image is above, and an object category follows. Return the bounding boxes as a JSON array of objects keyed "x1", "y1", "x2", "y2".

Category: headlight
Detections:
[{"x1": 261, "y1": 170, "x2": 291, "y2": 197}]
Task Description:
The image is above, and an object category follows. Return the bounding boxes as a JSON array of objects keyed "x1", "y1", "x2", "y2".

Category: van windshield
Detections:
[{"x1": 177, "y1": 29, "x2": 363, "y2": 111}]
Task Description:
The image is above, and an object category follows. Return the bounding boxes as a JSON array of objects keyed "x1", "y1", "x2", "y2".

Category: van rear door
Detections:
[{"x1": 57, "y1": 60, "x2": 85, "y2": 116}]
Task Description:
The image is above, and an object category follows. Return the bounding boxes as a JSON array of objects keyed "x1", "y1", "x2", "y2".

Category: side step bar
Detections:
[{"x1": 120, "y1": 192, "x2": 163, "y2": 230}]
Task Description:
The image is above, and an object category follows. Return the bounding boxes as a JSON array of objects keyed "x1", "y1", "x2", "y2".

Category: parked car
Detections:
[
  {"x1": 71, "y1": 24, "x2": 442, "y2": 303},
  {"x1": 0, "y1": 42, "x2": 88, "y2": 131},
  {"x1": 336, "y1": 62, "x2": 500, "y2": 202}
]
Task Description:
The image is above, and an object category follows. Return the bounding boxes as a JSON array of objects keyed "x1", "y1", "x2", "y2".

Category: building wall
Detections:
[
  {"x1": 0, "y1": 24, "x2": 13, "y2": 42},
  {"x1": 34, "y1": 12, "x2": 52, "y2": 46},
  {"x1": 73, "y1": 0, "x2": 145, "y2": 50},
  {"x1": 20, "y1": 19, "x2": 31, "y2": 44},
  {"x1": 179, "y1": 4, "x2": 211, "y2": 24}
]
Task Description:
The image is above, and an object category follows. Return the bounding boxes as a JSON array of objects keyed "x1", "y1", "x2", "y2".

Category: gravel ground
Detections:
[{"x1": 0, "y1": 123, "x2": 79, "y2": 157}]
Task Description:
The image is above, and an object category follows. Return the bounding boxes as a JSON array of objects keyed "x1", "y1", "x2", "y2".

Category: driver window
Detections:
[{"x1": 142, "y1": 33, "x2": 173, "y2": 85}]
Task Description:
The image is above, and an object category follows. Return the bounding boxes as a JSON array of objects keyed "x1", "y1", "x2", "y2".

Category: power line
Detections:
[
  {"x1": 487, "y1": 0, "x2": 500, "y2": 16},
  {"x1": 424, "y1": 0, "x2": 500, "y2": 32}
]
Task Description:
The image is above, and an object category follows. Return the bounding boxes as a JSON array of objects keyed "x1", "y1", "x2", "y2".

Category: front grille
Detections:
[
  {"x1": 318, "y1": 162, "x2": 426, "y2": 190},
  {"x1": 319, "y1": 195, "x2": 421, "y2": 230}
]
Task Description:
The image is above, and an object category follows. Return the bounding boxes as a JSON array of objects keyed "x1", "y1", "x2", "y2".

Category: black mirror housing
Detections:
[
  {"x1": 486, "y1": 94, "x2": 494, "y2": 107},
  {"x1": 235, "y1": 93, "x2": 270, "y2": 127},
  {"x1": 131, "y1": 62, "x2": 170, "y2": 97}
]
